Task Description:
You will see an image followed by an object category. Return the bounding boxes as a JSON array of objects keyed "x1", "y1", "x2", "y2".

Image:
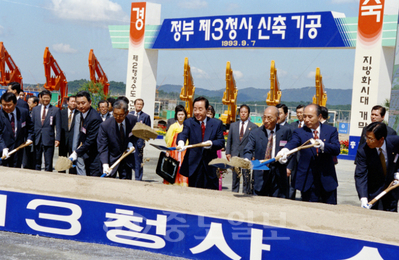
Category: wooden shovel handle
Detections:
[
  {"x1": 1, "y1": 141, "x2": 32, "y2": 160},
  {"x1": 176, "y1": 142, "x2": 211, "y2": 150},
  {"x1": 109, "y1": 147, "x2": 135, "y2": 172},
  {"x1": 368, "y1": 181, "x2": 399, "y2": 206},
  {"x1": 274, "y1": 142, "x2": 319, "y2": 161}
]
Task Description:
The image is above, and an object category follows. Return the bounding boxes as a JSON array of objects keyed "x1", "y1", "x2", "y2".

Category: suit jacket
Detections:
[
  {"x1": 76, "y1": 107, "x2": 102, "y2": 159},
  {"x1": 16, "y1": 98, "x2": 29, "y2": 111},
  {"x1": 290, "y1": 120, "x2": 303, "y2": 129},
  {"x1": 99, "y1": 112, "x2": 112, "y2": 122},
  {"x1": 0, "y1": 107, "x2": 33, "y2": 151},
  {"x1": 243, "y1": 124, "x2": 294, "y2": 194},
  {"x1": 285, "y1": 123, "x2": 340, "y2": 192},
  {"x1": 97, "y1": 114, "x2": 137, "y2": 168},
  {"x1": 129, "y1": 110, "x2": 151, "y2": 149},
  {"x1": 358, "y1": 124, "x2": 397, "y2": 147},
  {"x1": 226, "y1": 120, "x2": 258, "y2": 157},
  {"x1": 177, "y1": 117, "x2": 225, "y2": 179},
  {"x1": 355, "y1": 136, "x2": 399, "y2": 200},
  {"x1": 32, "y1": 104, "x2": 61, "y2": 146},
  {"x1": 59, "y1": 108, "x2": 79, "y2": 155}
]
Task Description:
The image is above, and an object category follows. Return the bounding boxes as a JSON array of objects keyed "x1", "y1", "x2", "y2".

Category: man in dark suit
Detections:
[
  {"x1": 97, "y1": 100, "x2": 137, "y2": 179},
  {"x1": 278, "y1": 104, "x2": 340, "y2": 204},
  {"x1": 177, "y1": 96, "x2": 225, "y2": 190},
  {"x1": 129, "y1": 98, "x2": 151, "y2": 181},
  {"x1": 290, "y1": 104, "x2": 305, "y2": 129},
  {"x1": 7, "y1": 82, "x2": 29, "y2": 111},
  {"x1": 0, "y1": 92, "x2": 33, "y2": 167},
  {"x1": 31, "y1": 89, "x2": 61, "y2": 171},
  {"x1": 358, "y1": 105, "x2": 397, "y2": 148},
  {"x1": 23, "y1": 96, "x2": 39, "y2": 169},
  {"x1": 69, "y1": 91, "x2": 102, "y2": 177},
  {"x1": 59, "y1": 95, "x2": 79, "y2": 173},
  {"x1": 98, "y1": 100, "x2": 112, "y2": 122},
  {"x1": 226, "y1": 104, "x2": 258, "y2": 194},
  {"x1": 244, "y1": 106, "x2": 294, "y2": 197},
  {"x1": 355, "y1": 122, "x2": 399, "y2": 212}
]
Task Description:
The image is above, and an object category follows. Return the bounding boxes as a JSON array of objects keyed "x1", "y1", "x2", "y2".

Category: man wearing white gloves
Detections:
[
  {"x1": 176, "y1": 96, "x2": 225, "y2": 190},
  {"x1": 355, "y1": 122, "x2": 399, "y2": 212},
  {"x1": 97, "y1": 100, "x2": 137, "y2": 179},
  {"x1": 277, "y1": 104, "x2": 340, "y2": 204},
  {"x1": 0, "y1": 92, "x2": 33, "y2": 168}
]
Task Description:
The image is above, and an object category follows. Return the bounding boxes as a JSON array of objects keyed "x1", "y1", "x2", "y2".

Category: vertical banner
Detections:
[
  {"x1": 388, "y1": 12, "x2": 399, "y2": 132},
  {"x1": 125, "y1": 2, "x2": 160, "y2": 125},
  {"x1": 348, "y1": 0, "x2": 386, "y2": 156}
]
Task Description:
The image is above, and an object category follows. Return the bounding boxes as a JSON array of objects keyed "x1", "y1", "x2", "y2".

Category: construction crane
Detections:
[
  {"x1": 180, "y1": 57, "x2": 195, "y2": 118},
  {"x1": 88, "y1": 49, "x2": 110, "y2": 97},
  {"x1": 313, "y1": 67, "x2": 327, "y2": 107},
  {"x1": 220, "y1": 61, "x2": 238, "y2": 125},
  {"x1": 43, "y1": 47, "x2": 68, "y2": 108},
  {"x1": 0, "y1": 42, "x2": 23, "y2": 88},
  {"x1": 266, "y1": 60, "x2": 281, "y2": 106}
]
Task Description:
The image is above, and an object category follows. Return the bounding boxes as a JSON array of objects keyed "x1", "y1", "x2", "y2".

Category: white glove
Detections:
[
  {"x1": 177, "y1": 140, "x2": 186, "y2": 152},
  {"x1": 26, "y1": 139, "x2": 33, "y2": 146},
  {"x1": 203, "y1": 140, "x2": 212, "y2": 149},
  {"x1": 69, "y1": 151, "x2": 77, "y2": 162},
  {"x1": 311, "y1": 138, "x2": 324, "y2": 150},
  {"x1": 2, "y1": 148, "x2": 9, "y2": 159},
  {"x1": 394, "y1": 172, "x2": 399, "y2": 185},
  {"x1": 127, "y1": 142, "x2": 135, "y2": 153},
  {"x1": 361, "y1": 197, "x2": 370, "y2": 209},
  {"x1": 276, "y1": 148, "x2": 289, "y2": 164},
  {"x1": 103, "y1": 163, "x2": 110, "y2": 174}
]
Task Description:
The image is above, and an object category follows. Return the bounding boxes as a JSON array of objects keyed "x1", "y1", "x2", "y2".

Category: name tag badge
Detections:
[
  {"x1": 21, "y1": 121, "x2": 26, "y2": 128},
  {"x1": 81, "y1": 127, "x2": 86, "y2": 134},
  {"x1": 394, "y1": 154, "x2": 399, "y2": 163},
  {"x1": 50, "y1": 116, "x2": 53, "y2": 126},
  {"x1": 279, "y1": 140, "x2": 287, "y2": 147},
  {"x1": 128, "y1": 132, "x2": 133, "y2": 137}
]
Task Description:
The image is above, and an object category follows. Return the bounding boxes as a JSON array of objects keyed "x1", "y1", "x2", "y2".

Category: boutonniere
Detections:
[{"x1": 248, "y1": 128, "x2": 251, "y2": 131}]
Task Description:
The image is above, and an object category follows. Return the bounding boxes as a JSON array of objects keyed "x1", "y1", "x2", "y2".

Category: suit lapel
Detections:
[
  {"x1": 1, "y1": 110, "x2": 13, "y2": 138},
  {"x1": 192, "y1": 118, "x2": 202, "y2": 143},
  {"x1": 386, "y1": 140, "x2": 395, "y2": 178},
  {"x1": 240, "y1": 121, "x2": 252, "y2": 144},
  {"x1": 203, "y1": 117, "x2": 213, "y2": 142}
]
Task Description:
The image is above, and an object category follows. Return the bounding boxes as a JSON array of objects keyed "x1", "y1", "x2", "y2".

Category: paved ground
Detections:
[{"x1": 0, "y1": 137, "x2": 360, "y2": 259}]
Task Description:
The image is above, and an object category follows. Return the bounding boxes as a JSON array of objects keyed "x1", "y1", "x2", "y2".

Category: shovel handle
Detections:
[{"x1": 1, "y1": 141, "x2": 32, "y2": 160}]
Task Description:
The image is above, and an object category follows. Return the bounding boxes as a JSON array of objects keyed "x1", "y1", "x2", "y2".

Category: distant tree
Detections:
[{"x1": 77, "y1": 81, "x2": 108, "y2": 109}]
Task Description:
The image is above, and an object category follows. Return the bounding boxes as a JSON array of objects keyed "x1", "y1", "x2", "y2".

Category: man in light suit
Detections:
[
  {"x1": 177, "y1": 96, "x2": 225, "y2": 190},
  {"x1": 226, "y1": 104, "x2": 258, "y2": 194},
  {"x1": 59, "y1": 95, "x2": 79, "y2": 173},
  {"x1": 278, "y1": 104, "x2": 340, "y2": 204},
  {"x1": 355, "y1": 122, "x2": 399, "y2": 212},
  {"x1": 7, "y1": 82, "x2": 29, "y2": 111},
  {"x1": 129, "y1": 98, "x2": 151, "y2": 181},
  {"x1": 244, "y1": 106, "x2": 294, "y2": 197},
  {"x1": 69, "y1": 91, "x2": 102, "y2": 177},
  {"x1": 97, "y1": 100, "x2": 137, "y2": 179},
  {"x1": 0, "y1": 92, "x2": 33, "y2": 168},
  {"x1": 98, "y1": 100, "x2": 112, "y2": 122},
  {"x1": 32, "y1": 89, "x2": 61, "y2": 171}
]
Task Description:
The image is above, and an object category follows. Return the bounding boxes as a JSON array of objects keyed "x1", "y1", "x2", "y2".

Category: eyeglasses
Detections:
[{"x1": 113, "y1": 113, "x2": 126, "y2": 119}]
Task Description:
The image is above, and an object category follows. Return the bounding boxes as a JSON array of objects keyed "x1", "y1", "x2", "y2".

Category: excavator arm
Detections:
[
  {"x1": 221, "y1": 61, "x2": 238, "y2": 125},
  {"x1": 313, "y1": 67, "x2": 327, "y2": 106},
  {"x1": 43, "y1": 47, "x2": 68, "y2": 108},
  {"x1": 266, "y1": 60, "x2": 281, "y2": 106},
  {"x1": 180, "y1": 57, "x2": 195, "y2": 118},
  {"x1": 0, "y1": 42, "x2": 23, "y2": 88},
  {"x1": 88, "y1": 49, "x2": 110, "y2": 97}
]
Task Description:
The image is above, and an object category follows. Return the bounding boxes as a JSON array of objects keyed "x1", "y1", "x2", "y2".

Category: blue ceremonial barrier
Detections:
[
  {"x1": 0, "y1": 190, "x2": 398, "y2": 259},
  {"x1": 339, "y1": 123, "x2": 349, "y2": 134}
]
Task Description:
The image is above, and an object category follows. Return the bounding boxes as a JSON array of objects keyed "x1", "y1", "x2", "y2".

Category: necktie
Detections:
[
  {"x1": 379, "y1": 148, "x2": 387, "y2": 176},
  {"x1": 314, "y1": 130, "x2": 319, "y2": 153},
  {"x1": 41, "y1": 106, "x2": 46, "y2": 125},
  {"x1": 298, "y1": 121, "x2": 301, "y2": 128},
  {"x1": 120, "y1": 123, "x2": 125, "y2": 145},
  {"x1": 10, "y1": 113, "x2": 15, "y2": 136},
  {"x1": 201, "y1": 121, "x2": 205, "y2": 141},
  {"x1": 137, "y1": 111, "x2": 140, "y2": 121},
  {"x1": 265, "y1": 130, "x2": 274, "y2": 160},
  {"x1": 239, "y1": 122, "x2": 244, "y2": 141},
  {"x1": 68, "y1": 111, "x2": 72, "y2": 131}
]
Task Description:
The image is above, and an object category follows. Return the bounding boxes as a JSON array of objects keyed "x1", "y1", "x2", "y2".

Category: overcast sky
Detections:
[{"x1": 1, "y1": 0, "x2": 398, "y2": 91}]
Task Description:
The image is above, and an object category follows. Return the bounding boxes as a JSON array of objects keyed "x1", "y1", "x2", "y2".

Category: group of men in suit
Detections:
[{"x1": 0, "y1": 83, "x2": 151, "y2": 181}]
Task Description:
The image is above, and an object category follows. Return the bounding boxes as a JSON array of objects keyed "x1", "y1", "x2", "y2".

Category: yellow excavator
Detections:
[
  {"x1": 266, "y1": 60, "x2": 281, "y2": 106},
  {"x1": 220, "y1": 61, "x2": 238, "y2": 125},
  {"x1": 180, "y1": 57, "x2": 195, "y2": 118},
  {"x1": 313, "y1": 67, "x2": 327, "y2": 106}
]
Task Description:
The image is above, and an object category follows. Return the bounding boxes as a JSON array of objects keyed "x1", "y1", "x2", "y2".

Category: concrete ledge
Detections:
[{"x1": 0, "y1": 166, "x2": 398, "y2": 247}]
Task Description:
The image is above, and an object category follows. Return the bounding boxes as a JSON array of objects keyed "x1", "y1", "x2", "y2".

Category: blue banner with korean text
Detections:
[
  {"x1": 0, "y1": 190, "x2": 397, "y2": 259},
  {"x1": 152, "y1": 11, "x2": 350, "y2": 49}
]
